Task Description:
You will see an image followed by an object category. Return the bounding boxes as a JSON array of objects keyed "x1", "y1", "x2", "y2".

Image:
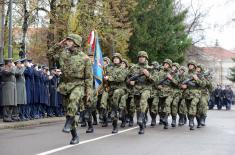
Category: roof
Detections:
[{"x1": 201, "y1": 47, "x2": 235, "y2": 60}]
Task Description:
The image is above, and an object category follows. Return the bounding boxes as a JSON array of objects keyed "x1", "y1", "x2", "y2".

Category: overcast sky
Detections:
[{"x1": 180, "y1": 0, "x2": 235, "y2": 50}]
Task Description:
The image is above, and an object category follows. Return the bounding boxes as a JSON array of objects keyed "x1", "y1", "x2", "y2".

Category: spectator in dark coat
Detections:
[{"x1": 24, "y1": 59, "x2": 35, "y2": 120}]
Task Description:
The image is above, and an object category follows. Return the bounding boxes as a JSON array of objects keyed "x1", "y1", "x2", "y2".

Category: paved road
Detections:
[{"x1": 0, "y1": 108, "x2": 235, "y2": 155}]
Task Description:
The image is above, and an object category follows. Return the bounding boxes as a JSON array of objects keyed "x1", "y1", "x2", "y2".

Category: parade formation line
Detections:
[{"x1": 36, "y1": 124, "x2": 150, "y2": 155}]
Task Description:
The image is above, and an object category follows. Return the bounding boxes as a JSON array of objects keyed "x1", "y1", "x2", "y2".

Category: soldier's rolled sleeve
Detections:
[
  {"x1": 48, "y1": 44, "x2": 62, "y2": 61},
  {"x1": 84, "y1": 59, "x2": 93, "y2": 96}
]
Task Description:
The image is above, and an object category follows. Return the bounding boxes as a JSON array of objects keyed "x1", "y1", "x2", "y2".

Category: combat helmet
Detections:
[
  {"x1": 151, "y1": 61, "x2": 159, "y2": 66},
  {"x1": 187, "y1": 60, "x2": 197, "y2": 68},
  {"x1": 122, "y1": 59, "x2": 129, "y2": 67},
  {"x1": 179, "y1": 66, "x2": 187, "y2": 72},
  {"x1": 103, "y1": 57, "x2": 110, "y2": 64},
  {"x1": 172, "y1": 62, "x2": 180, "y2": 69},
  {"x1": 112, "y1": 53, "x2": 122, "y2": 62},
  {"x1": 66, "y1": 34, "x2": 83, "y2": 47},
  {"x1": 163, "y1": 59, "x2": 172, "y2": 67},
  {"x1": 137, "y1": 51, "x2": 148, "y2": 59},
  {"x1": 196, "y1": 63, "x2": 205, "y2": 72}
]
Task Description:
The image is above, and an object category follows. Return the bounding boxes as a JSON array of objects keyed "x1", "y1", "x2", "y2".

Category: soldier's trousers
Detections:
[
  {"x1": 171, "y1": 93, "x2": 181, "y2": 116},
  {"x1": 197, "y1": 94, "x2": 208, "y2": 117},
  {"x1": 185, "y1": 97, "x2": 200, "y2": 116},
  {"x1": 63, "y1": 86, "x2": 85, "y2": 129},
  {"x1": 120, "y1": 94, "x2": 135, "y2": 117},
  {"x1": 178, "y1": 99, "x2": 187, "y2": 115},
  {"x1": 159, "y1": 96, "x2": 173, "y2": 115},
  {"x1": 120, "y1": 94, "x2": 129, "y2": 110},
  {"x1": 112, "y1": 88, "x2": 126, "y2": 110},
  {"x1": 133, "y1": 90, "x2": 150, "y2": 113},
  {"x1": 150, "y1": 96, "x2": 159, "y2": 115},
  {"x1": 100, "y1": 91, "x2": 109, "y2": 110}
]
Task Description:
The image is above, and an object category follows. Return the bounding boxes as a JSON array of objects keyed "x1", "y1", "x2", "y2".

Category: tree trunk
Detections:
[{"x1": 19, "y1": 0, "x2": 29, "y2": 58}]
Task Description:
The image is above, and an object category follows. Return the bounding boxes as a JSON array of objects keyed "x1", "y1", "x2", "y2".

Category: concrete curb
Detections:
[{"x1": 0, "y1": 117, "x2": 65, "y2": 129}]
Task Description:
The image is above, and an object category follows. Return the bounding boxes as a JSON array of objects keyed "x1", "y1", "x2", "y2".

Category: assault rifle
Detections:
[
  {"x1": 158, "y1": 69, "x2": 177, "y2": 85},
  {"x1": 128, "y1": 74, "x2": 145, "y2": 84}
]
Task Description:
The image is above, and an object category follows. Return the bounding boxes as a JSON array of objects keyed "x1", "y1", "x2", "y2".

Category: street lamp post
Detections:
[
  {"x1": 8, "y1": 0, "x2": 13, "y2": 58},
  {"x1": 0, "y1": 0, "x2": 5, "y2": 63}
]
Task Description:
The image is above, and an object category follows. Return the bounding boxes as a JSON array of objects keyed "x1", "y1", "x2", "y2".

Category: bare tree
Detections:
[{"x1": 176, "y1": 0, "x2": 209, "y2": 45}]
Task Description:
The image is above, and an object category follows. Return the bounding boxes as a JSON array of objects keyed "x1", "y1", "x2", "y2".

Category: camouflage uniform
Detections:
[
  {"x1": 99, "y1": 57, "x2": 111, "y2": 127},
  {"x1": 177, "y1": 66, "x2": 188, "y2": 126},
  {"x1": 119, "y1": 62, "x2": 135, "y2": 127},
  {"x1": 101, "y1": 53, "x2": 128, "y2": 133},
  {"x1": 196, "y1": 64, "x2": 212, "y2": 127},
  {"x1": 128, "y1": 51, "x2": 154, "y2": 134},
  {"x1": 182, "y1": 60, "x2": 205, "y2": 130},
  {"x1": 149, "y1": 61, "x2": 160, "y2": 127},
  {"x1": 157, "y1": 59, "x2": 175, "y2": 129},
  {"x1": 170, "y1": 63, "x2": 181, "y2": 127},
  {"x1": 48, "y1": 34, "x2": 93, "y2": 144},
  {"x1": 118, "y1": 59, "x2": 132, "y2": 127}
]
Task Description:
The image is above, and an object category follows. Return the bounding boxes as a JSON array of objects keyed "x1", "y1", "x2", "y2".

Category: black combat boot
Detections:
[
  {"x1": 137, "y1": 112, "x2": 145, "y2": 125},
  {"x1": 189, "y1": 115, "x2": 195, "y2": 130},
  {"x1": 78, "y1": 111, "x2": 84, "y2": 123},
  {"x1": 119, "y1": 109, "x2": 126, "y2": 128},
  {"x1": 112, "y1": 119, "x2": 118, "y2": 134},
  {"x1": 150, "y1": 112, "x2": 157, "y2": 127},
  {"x1": 200, "y1": 115, "x2": 206, "y2": 126},
  {"x1": 163, "y1": 113, "x2": 169, "y2": 129},
  {"x1": 178, "y1": 114, "x2": 184, "y2": 126},
  {"x1": 102, "y1": 112, "x2": 108, "y2": 127},
  {"x1": 145, "y1": 112, "x2": 148, "y2": 123},
  {"x1": 120, "y1": 116, "x2": 126, "y2": 128},
  {"x1": 183, "y1": 115, "x2": 187, "y2": 125},
  {"x1": 62, "y1": 116, "x2": 74, "y2": 133},
  {"x1": 79, "y1": 111, "x2": 87, "y2": 127},
  {"x1": 196, "y1": 116, "x2": 201, "y2": 128},
  {"x1": 99, "y1": 108, "x2": 105, "y2": 122},
  {"x1": 171, "y1": 116, "x2": 177, "y2": 127},
  {"x1": 107, "y1": 112, "x2": 112, "y2": 123},
  {"x1": 92, "y1": 111, "x2": 98, "y2": 125},
  {"x1": 70, "y1": 129, "x2": 79, "y2": 145},
  {"x1": 138, "y1": 123, "x2": 144, "y2": 134},
  {"x1": 159, "y1": 113, "x2": 164, "y2": 125},
  {"x1": 86, "y1": 121, "x2": 94, "y2": 133},
  {"x1": 129, "y1": 115, "x2": 134, "y2": 127},
  {"x1": 137, "y1": 112, "x2": 145, "y2": 134}
]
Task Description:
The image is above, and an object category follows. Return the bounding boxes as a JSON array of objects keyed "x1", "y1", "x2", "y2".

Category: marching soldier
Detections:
[
  {"x1": 119, "y1": 58, "x2": 130, "y2": 128},
  {"x1": 196, "y1": 64, "x2": 212, "y2": 127},
  {"x1": 178, "y1": 66, "x2": 188, "y2": 126},
  {"x1": 127, "y1": 51, "x2": 154, "y2": 134},
  {"x1": 180, "y1": 60, "x2": 204, "y2": 130},
  {"x1": 157, "y1": 59, "x2": 174, "y2": 129},
  {"x1": 170, "y1": 63, "x2": 180, "y2": 127},
  {"x1": 102, "y1": 53, "x2": 128, "y2": 133},
  {"x1": 98, "y1": 57, "x2": 110, "y2": 126},
  {"x1": 149, "y1": 61, "x2": 160, "y2": 127},
  {"x1": 48, "y1": 34, "x2": 93, "y2": 144}
]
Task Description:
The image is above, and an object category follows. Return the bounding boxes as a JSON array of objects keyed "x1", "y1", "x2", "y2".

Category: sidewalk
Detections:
[{"x1": 0, "y1": 117, "x2": 65, "y2": 129}]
